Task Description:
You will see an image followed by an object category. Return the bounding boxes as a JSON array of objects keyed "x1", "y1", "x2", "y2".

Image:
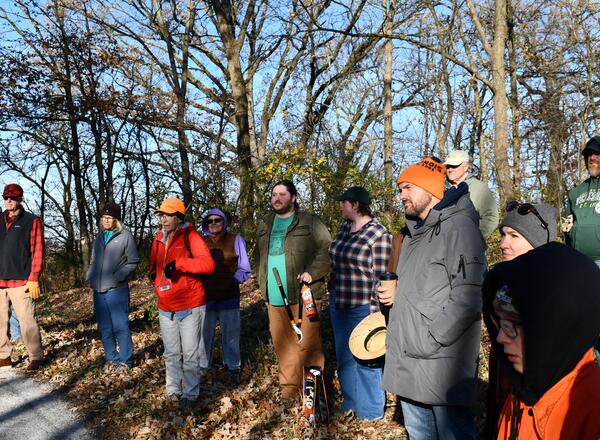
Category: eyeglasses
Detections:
[
  {"x1": 101, "y1": 215, "x2": 115, "y2": 221},
  {"x1": 445, "y1": 163, "x2": 463, "y2": 169},
  {"x1": 490, "y1": 315, "x2": 521, "y2": 339},
  {"x1": 206, "y1": 217, "x2": 223, "y2": 224},
  {"x1": 505, "y1": 201, "x2": 550, "y2": 244},
  {"x1": 3, "y1": 196, "x2": 20, "y2": 201},
  {"x1": 159, "y1": 213, "x2": 177, "y2": 218}
]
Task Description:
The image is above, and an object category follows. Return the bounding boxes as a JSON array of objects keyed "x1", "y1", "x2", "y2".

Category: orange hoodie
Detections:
[{"x1": 497, "y1": 348, "x2": 600, "y2": 440}]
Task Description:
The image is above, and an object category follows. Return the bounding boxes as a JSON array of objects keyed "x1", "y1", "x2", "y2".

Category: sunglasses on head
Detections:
[
  {"x1": 3, "y1": 196, "x2": 20, "y2": 201},
  {"x1": 505, "y1": 201, "x2": 550, "y2": 244},
  {"x1": 206, "y1": 217, "x2": 223, "y2": 224}
]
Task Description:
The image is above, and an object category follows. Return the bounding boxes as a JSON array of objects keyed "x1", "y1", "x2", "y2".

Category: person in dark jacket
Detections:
[
  {"x1": 0, "y1": 183, "x2": 45, "y2": 371},
  {"x1": 86, "y1": 202, "x2": 139, "y2": 370},
  {"x1": 199, "y1": 208, "x2": 251, "y2": 386},
  {"x1": 382, "y1": 158, "x2": 487, "y2": 440},
  {"x1": 482, "y1": 243, "x2": 600, "y2": 439}
]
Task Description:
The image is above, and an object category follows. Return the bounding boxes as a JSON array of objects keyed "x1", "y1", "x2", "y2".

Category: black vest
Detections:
[{"x1": 0, "y1": 210, "x2": 36, "y2": 280}]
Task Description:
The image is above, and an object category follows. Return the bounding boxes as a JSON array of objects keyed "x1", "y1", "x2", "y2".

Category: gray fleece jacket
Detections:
[
  {"x1": 86, "y1": 228, "x2": 140, "y2": 293},
  {"x1": 383, "y1": 192, "x2": 487, "y2": 406}
]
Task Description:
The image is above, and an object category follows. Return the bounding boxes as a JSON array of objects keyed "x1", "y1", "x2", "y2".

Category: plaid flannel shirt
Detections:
[
  {"x1": 329, "y1": 219, "x2": 392, "y2": 312},
  {"x1": 0, "y1": 213, "x2": 44, "y2": 288}
]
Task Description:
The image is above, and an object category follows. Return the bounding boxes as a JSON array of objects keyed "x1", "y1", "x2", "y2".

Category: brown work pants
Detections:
[
  {"x1": 268, "y1": 302, "x2": 325, "y2": 399},
  {"x1": 0, "y1": 285, "x2": 44, "y2": 360}
]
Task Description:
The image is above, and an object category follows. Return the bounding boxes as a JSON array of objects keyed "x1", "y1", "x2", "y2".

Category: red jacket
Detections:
[
  {"x1": 497, "y1": 348, "x2": 600, "y2": 440},
  {"x1": 150, "y1": 223, "x2": 215, "y2": 312}
]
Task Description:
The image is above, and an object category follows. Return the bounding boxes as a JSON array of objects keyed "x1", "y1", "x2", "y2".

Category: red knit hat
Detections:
[
  {"x1": 397, "y1": 158, "x2": 446, "y2": 200},
  {"x1": 3, "y1": 184, "x2": 24, "y2": 198}
]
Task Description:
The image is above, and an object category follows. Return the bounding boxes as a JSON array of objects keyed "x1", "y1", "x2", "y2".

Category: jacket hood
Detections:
[
  {"x1": 482, "y1": 242, "x2": 600, "y2": 405},
  {"x1": 159, "y1": 222, "x2": 195, "y2": 243},
  {"x1": 407, "y1": 182, "x2": 479, "y2": 234},
  {"x1": 201, "y1": 208, "x2": 228, "y2": 236}
]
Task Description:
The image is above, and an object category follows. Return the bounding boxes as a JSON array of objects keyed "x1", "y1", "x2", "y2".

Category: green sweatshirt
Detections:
[{"x1": 566, "y1": 177, "x2": 600, "y2": 260}]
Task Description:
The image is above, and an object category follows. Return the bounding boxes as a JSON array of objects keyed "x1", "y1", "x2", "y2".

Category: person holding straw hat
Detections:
[{"x1": 329, "y1": 186, "x2": 391, "y2": 419}]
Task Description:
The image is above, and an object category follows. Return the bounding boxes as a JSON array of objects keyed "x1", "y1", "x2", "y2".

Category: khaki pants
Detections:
[
  {"x1": 268, "y1": 302, "x2": 324, "y2": 399},
  {"x1": 0, "y1": 285, "x2": 43, "y2": 360}
]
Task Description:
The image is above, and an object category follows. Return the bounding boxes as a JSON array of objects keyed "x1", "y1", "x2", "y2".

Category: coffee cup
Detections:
[{"x1": 378, "y1": 271, "x2": 398, "y2": 306}]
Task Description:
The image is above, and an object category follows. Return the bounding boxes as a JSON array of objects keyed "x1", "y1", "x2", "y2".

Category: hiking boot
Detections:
[
  {"x1": 179, "y1": 397, "x2": 195, "y2": 413},
  {"x1": 229, "y1": 370, "x2": 241, "y2": 387},
  {"x1": 26, "y1": 359, "x2": 43, "y2": 371},
  {"x1": 0, "y1": 357, "x2": 12, "y2": 369}
]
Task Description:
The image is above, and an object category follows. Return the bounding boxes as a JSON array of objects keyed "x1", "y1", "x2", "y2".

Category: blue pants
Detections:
[
  {"x1": 93, "y1": 287, "x2": 133, "y2": 367},
  {"x1": 400, "y1": 399, "x2": 476, "y2": 440},
  {"x1": 329, "y1": 298, "x2": 385, "y2": 420},
  {"x1": 9, "y1": 304, "x2": 21, "y2": 341},
  {"x1": 199, "y1": 307, "x2": 241, "y2": 372}
]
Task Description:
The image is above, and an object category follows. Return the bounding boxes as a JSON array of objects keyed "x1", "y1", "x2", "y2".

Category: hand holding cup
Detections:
[{"x1": 377, "y1": 272, "x2": 398, "y2": 306}]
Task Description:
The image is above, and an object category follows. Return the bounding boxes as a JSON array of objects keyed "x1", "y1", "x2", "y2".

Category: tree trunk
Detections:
[{"x1": 490, "y1": 0, "x2": 514, "y2": 204}]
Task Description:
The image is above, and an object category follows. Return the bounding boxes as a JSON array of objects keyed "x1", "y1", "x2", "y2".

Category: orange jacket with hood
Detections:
[{"x1": 150, "y1": 222, "x2": 215, "y2": 312}]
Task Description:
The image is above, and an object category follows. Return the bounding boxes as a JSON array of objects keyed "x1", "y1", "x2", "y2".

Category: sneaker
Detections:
[
  {"x1": 26, "y1": 359, "x2": 43, "y2": 371},
  {"x1": 0, "y1": 357, "x2": 12, "y2": 369}
]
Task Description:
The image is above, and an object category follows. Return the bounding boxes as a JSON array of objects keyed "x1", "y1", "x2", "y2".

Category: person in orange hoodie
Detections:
[
  {"x1": 482, "y1": 242, "x2": 600, "y2": 440},
  {"x1": 150, "y1": 198, "x2": 215, "y2": 412}
]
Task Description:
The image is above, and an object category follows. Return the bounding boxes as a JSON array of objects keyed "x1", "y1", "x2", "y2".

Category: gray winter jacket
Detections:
[
  {"x1": 382, "y1": 193, "x2": 487, "y2": 406},
  {"x1": 86, "y1": 228, "x2": 140, "y2": 293}
]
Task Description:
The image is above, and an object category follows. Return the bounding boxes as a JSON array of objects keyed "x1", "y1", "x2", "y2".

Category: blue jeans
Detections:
[
  {"x1": 93, "y1": 287, "x2": 133, "y2": 367},
  {"x1": 400, "y1": 399, "x2": 476, "y2": 440},
  {"x1": 159, "y1": 305, "x2": 204, "y2": 400},
  {"x1": 199, "y1": 307, "x2": 240, "y2": 371},
  {"x1": 9, "y1": 304, "x2": 21, "y2": 341},
  {"x1": 330, "y1": 297, "x2": 385, "y2": 420}
]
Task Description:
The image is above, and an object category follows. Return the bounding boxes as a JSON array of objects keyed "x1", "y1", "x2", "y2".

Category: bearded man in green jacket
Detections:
[
  {"x1": 255, "y1": 179, "x2": 332, "y2": 401},
  {"x1": 565, "y1": 135, "x2": 600, "y2": 265}
]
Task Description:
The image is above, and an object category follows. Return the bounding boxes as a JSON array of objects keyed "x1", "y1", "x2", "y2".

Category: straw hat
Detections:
[{"x1": 348, "y1": 312, "x2": 387, "y2": 360}]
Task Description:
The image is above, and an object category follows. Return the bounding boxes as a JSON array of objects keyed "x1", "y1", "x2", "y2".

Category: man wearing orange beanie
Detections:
[{"x1": 381, "y1": 157, "x2": 487, "y2": 439}]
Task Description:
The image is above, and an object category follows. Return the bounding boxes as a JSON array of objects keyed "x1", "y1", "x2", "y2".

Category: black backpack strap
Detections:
[{"x1": 183, "y1": 228, "x2": 193, "y2": 258}]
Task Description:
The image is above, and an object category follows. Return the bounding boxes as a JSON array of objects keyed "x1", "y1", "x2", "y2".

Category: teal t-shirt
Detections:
[{"x1": 267, "y1": 214, "x2": 295, "y2": 306}]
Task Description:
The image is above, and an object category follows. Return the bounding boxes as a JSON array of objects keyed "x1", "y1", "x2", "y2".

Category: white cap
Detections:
[{"x1": 444, "y1": 150, "x2": 469, "y2": 166}]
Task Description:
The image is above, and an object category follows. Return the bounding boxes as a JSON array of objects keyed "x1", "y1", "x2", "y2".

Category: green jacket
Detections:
[
  {"x1": 567, "y1": 177, "x2": 600, "y2": 260},
  {"x1": 465, "y1": 175, "x2": 499, "y2": 239},
  {"x1": 256, "y1": 210, "x2": 332, "y2": 304}
]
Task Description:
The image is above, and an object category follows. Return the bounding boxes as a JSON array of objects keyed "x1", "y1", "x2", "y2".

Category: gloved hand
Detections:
[
  {"x1": 25, "y1": 281, "x2": 41, "y2": 300},
  {"x1": 164, "y1": 261, "x2": 176, "y2": 279}
]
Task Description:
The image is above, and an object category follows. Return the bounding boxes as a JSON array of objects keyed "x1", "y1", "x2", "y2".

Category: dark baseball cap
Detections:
[
  {"x1": 583, "y1": 136, "x2": 600, "y2": 157},
  {"x1": 334, "y1": 186, "x2": 371, "y2": 204}
]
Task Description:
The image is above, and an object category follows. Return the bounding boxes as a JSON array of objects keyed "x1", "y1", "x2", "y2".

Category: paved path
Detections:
[{"x1": 0, "y1": 368, "x2": 95, "y2": 440}]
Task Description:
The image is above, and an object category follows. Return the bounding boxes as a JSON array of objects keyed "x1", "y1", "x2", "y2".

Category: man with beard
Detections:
[
  {"x1": 256, "y1": 179, "x2": 332, "y2": 401},
  {"x1": 564, "y1": 136, "x2": 600, "y2": 265},
  {"x1": 381, "y1": 158, "x2": 486, "y2": 439}
]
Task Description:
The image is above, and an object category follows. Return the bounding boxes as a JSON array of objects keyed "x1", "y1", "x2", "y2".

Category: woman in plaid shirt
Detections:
[{"x1": 329, "y1": 186, "x2": 392, "y2": 420}]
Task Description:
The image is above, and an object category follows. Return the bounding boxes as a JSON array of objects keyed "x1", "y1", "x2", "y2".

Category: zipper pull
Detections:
[{"x1": 458, "y1": 255, "x2": 466, "y2": 279}]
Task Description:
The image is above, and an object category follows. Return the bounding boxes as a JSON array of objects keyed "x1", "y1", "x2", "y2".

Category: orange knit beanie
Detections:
[{"x1": 396, "y1": 157, "x2": 447, "y2": 200}]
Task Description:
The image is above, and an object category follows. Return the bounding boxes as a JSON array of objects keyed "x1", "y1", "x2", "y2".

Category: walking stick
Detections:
[{"x1": 272, "y1": 267, "x2": 303, "y2": 341}]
